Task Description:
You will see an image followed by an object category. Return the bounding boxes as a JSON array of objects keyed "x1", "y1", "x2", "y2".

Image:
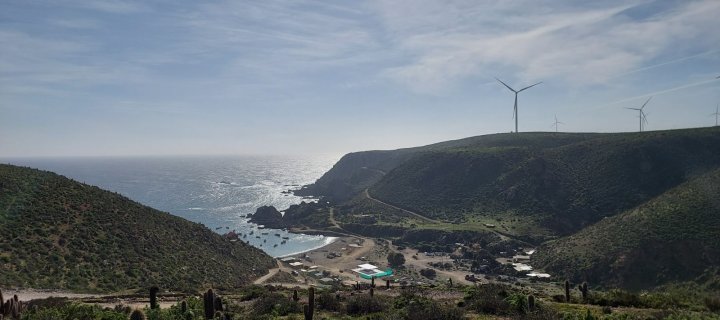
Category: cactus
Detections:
[
  {"x1": 304, "y1": 287, "x2": 315, "y2": 320},
  {"x1": 181, "y1": 300, "x2": 187, "y2": 313},
  {"x1": 565, "y1": 280, "x2": 571, "y2": 302},
  {"x1": 369, "y1": 287, "x2": 374, "y2": 297},
  {"x1": 386, "y1": 279, "x2": 390, "y2": 289},
  {"x1": 5, "y1": 300, "x2": 11, "y2": 318},
  {"x1": 149, "y1": 286, "x2": 159, "y2": 309},
  {"x1": 129, "y1": 309, "x2": 146, "y2": 320},
  {"x1": 203, "y1": 289, "x2": 216, "y2": 320},
  {"x1": 4, "y1": 300, "x2": 10, "y2": 318},
  {"x1": 293, "y1": 290, "x2": 299, "y2": 302},
  {"x1": 303, "y1": 305, "x2": 311, "y2": 320},
  {"x1": 11, "y1": 299, "x2": 19, "y2": 319},
  {"x1": 580, "y1": 282, "x2": 588, "y2": 301},
  {"x1": 7, "y1": 298, "x2": 18, "y2": 319},
  {"x1": 214, "y1": 296, "x2": 224, "y2": 312},
  {"x1": 448, "y1": 278, "x2": 453, "y2": 287},
  {"x1": 528, "y1": 295, "x2": 535, "y2": 311}
]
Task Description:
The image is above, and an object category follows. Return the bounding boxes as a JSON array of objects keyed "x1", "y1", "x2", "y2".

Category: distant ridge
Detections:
[
  {"x1": 0, "y1": 164, "x2": 274, "y2": 293},
  {"x1": 300, "y1": 127, "x2": 720, "y2": 241}
]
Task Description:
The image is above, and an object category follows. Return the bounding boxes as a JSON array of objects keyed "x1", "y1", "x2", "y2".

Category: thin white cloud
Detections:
[
  {"x1": 50, "y1": 18, "x2": 101, "y2": 29},
  {"x1": 373, "y1": 0, "x2": 720, "y2": 93},
  {"x1": 593, "y1": 77, "x2": 720, "y2": 109},
  {"x1": 64, "y1": 0, "x2": 148, "y2": 14}
]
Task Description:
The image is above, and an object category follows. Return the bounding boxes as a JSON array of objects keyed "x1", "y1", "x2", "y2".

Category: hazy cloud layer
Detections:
[{"x1": 1, "y1": 0, "x2": 719, "y2": 156}]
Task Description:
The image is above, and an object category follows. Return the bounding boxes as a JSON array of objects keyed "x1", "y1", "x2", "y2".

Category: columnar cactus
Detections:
[
  {"x1": 149, "y1": 286, "x2": 159, "y2": 309},
  {"x1": 181, "y1": 300, "x2": 187, "y2": 313},
  {"x1": 448, "y1": 278, "x2": 453, "y2": 287},
  {"x1": 129, "y1": 309, "x2": 146, "y2": 320},
  {"x1": 386, "y1": 279, "x2": 390, "y2": 289},
  {"x1": 580, "y1": 282, "x2": 588, "y2": 301},
  {"x1": 214, "y1": 296, "x2": 224, "y2": 312},
  {"x1": 564, "y1": 280, "x2": 571, "y2": 302},
  {"x1": 304, "y1": 287, "x2": 315, "y2": 320},
  {"x1": 293, "y1": 290, "x2": 299, "y2": 302},
  {"x1": 528, "y1": 295, "x2": 535, "y2": 311},
  {"x1": 203, "y1": 289, "x2": 216, "y2": 320}
]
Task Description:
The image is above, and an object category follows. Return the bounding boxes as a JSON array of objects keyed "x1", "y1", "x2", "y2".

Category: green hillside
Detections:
[
  {"x1": 297, "y1": 132, "x2": 601, "y2": 202},
  {"x1": 532, "y1": 168, "x2": 720, "y2": 290},
  {"x1": 304, "y1": 127, "x2": 720, "y2": 240},
  {"x1": 0, "y1": 164, "x2": 274, "y2": 293}
]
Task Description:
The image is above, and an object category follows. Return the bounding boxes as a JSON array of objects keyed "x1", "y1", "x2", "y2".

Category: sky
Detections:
[{"x1": 1, "y1": 0, "x2": 719, "y2": 157}]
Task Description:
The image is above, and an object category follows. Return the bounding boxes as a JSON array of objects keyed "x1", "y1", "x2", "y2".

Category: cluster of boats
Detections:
[{"x1": 224, "y1": 229, "x2": 290, "y2": 248}]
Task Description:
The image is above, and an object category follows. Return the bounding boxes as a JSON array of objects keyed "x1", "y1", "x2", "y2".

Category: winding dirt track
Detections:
[{"x1": 363, "y1": 189, "x2": 440, "y2": 224}]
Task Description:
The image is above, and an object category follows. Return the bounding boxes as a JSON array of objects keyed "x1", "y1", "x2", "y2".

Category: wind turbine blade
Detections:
[
  {"x1": 640, "y1": 97, "x2": 652, "y2": 110},
  {"x1": 495, "y1": 78, "x2": 517, "y2": 92},
  {"x1": 518, "y1": 81, "x2": 542, "y2": 92},
  {"x1": 625, "y1": 107, "x2": 641, "y2": 110}
]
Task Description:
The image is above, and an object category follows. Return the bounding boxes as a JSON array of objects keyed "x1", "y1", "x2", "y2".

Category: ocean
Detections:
[{"x1": 3, "y1": 154, "x2": 340, "y2": 257}]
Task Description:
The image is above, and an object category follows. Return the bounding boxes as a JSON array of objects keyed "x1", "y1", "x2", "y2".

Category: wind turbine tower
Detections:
[
  {"x1": 625, "y1": 97, "x2": 651, "y2": 132},
  {"x1": 712, "y1": 104, "x2": 720, "y2": 127},
  {"x1": 551, "y1": 114, "x2": 564, "y2": 133},
  {"x1": 496, "y1": 78, "x2": 542, "y2": 133}
]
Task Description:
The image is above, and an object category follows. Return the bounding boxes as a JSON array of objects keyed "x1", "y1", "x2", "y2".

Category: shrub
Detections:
[
  {"x1": 388, "y1": 252, "x2": 406, "y2": 267},
  {"x1": 419, "y1": 268, "x2": 437, "y2": 279},
  {"x1": 346, "y1": 295, "x2": 385, "y2": 315},
  {"x1": 404, "y1": 299, "x2": 463, "y2": 320},
  {"x1": 317, "y1": 291, "x2": 342, "y2": 312},
  {"x1": 705, "y1": 296, "x2": 720, "y2": 312},
  {"x1": 250, "y1": 292, "x2": 301, "y2": 316},
  {"x1": 464, "y1": 283, "x2": 512, "y2": 315}
]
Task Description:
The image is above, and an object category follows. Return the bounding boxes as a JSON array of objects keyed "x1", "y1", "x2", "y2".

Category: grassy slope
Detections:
[
  {"x1": 532, "y1": 168, "x2": 720, "y2": 289},
  {"x1": 368, "y1": 127, "x2": 720, "y2": 238},
  {"x1": 297, "y1": 132, "x2": 601, "y2": 202},
  {"x1": 0, "y1": 164, "x2": 274, "y2": 293}
]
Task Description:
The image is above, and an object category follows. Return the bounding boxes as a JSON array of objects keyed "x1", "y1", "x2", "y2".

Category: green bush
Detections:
[
  {"x1": 346, "y1": 295, "x2": 385, "y2": 315},
  {"x1": 464, "y1": 283, "x2": 512, "y2": 315},
  {"x1": 250, "y1": 292, "x2": 301, "y2": 316}
]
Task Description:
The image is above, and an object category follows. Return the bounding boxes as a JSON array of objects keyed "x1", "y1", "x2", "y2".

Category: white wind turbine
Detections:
[
  {"x1": 496, "y1": 78, "x2": 542, "y2": 133},
  {"x1": 625, "y1": 97, "x2": 651, "y2": 132}
]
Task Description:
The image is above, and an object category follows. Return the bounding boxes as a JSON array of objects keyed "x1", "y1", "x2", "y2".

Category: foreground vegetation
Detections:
[
  {"x1": 9, "y1": 283, "x2": 720, "y2": 320},
  {"x1": 0, "y1": 165, "x2": 274, "y2": 292}
]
